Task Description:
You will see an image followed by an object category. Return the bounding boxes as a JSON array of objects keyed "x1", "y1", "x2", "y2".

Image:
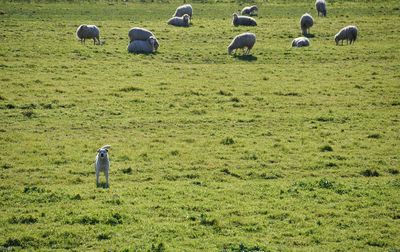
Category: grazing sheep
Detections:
[
  {"x1": 167, "y1": 14, "x2": 190, "y2": 27},
  {"x1": 95, "y1": 145, "x2": 111, "y2": 188},
  {"x1": 128, "y1": 27, "x2": 154, "y2": 42},
  {"x1": 76, "y1": 24, "x2": 100, "y2": 45},
  {"x1": 292, "y1": 37, "x2": 310, "y2": 47},
  {"x1": 241, "y1": 5, "x2": 258, "y2": 16},
  {"x1": 173, "y1": 4, "x2": 193, "y2": 18},
  {"x1": 127, "y1": 36, "x2": 157, "y2": 53},
  {"x1": 128, "y1": 27, "x2": 159, "y2": 50},
  {"x1": 232, "y1": 13, "x2": 257, "y2": 27},
  {"x1": 334, "y1": 25, "x2": 358, "y2": 45},
  {"x1": 315, "y1": 0, "x2": 327, "y2": 17},
  {"x1": 300, "y1": 13, "x2": 314, "y2": 36},
  {"x1": 228, "y1": 32, "x2": 256, "y2": 55}
]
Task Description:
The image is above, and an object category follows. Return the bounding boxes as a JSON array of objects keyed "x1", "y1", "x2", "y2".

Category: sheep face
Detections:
[
  {"x1": 97, "y1": 148, "x2": 109, "y2": 159},
  {"x1": 183, "y1": 14, "x2": 190, "y2": 23}
]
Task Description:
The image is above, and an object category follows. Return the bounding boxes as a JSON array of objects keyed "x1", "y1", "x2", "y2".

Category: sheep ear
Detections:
[
  {"x1": 97, "y1": 148, "x2": 100, "y2": 153},
  {"x1": 106, "y1": 149, "x2": 108, "y2": 152}
]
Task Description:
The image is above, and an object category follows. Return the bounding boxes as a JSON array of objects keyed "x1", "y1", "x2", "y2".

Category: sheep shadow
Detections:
[
  {"x1": 96, "y1": 182, "x2": 109, "y2": 189},
  {"x1": 233, "y1": 54, "x2": 257, "y2": 61},
  {"x1": 304, "y1": 33, "x2": 315, "y2": 38},
  {"x1": 129, "y1": 52, "x2": 158, "y2": 56}
]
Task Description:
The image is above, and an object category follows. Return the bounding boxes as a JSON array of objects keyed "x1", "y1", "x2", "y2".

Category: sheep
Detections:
[
  {"x1": 315, "y1": 0, "x2": 327, "y2": 17},
  {"x1": 95, "y1": 145, "x2": 111, "y2": 188},
  {"x1": 241, "y1": 5, "x2": 258, "y2": 16},
  {"x1": 167, "y1": 14, "x2": 190, "y2": 27},
  {"x1": 300, "y1": 13, "x2": 314, "y2": 36},
  {"x1": 127, "y1": 36, "x2": 157, "y2": 53},
  {"x1": 291, "y1": 37, "x2": 310, "y2": 47},
  {"x1": 232, "y1": 13, "x2": 257, "y2": 27},
  {"x1": 173, "y1": 4, "x2": 193, "y2": 18},
  {"x1": 228, "y1": 32, "x2": 256, "y2": 55},
  {"x1": 128, "y1": 27, "x2": 154, "y2": 42},
  {"x1": 334, "y1": 25, "x2": 358, "y2": 45},
  {"x1": 128, "y1": 27, "x2": 159, "y2": 50},
  {"x1": 76, "y1": 24, "x2": 100, "y2": 45}
]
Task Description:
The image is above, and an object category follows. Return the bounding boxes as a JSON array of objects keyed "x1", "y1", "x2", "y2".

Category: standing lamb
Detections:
[
  {"x1": 128, "y1": 27, "x2": 159, "y2": 50},
  {"x1": 300, "y1": 13, "x2": 314, "y2": 36},
  {"x1": 292, "y1": 37, "x2": 310, "y2": 47},
  {"x1": 241, "y1": 5, "x2": 258, "y2": 16},
  {"x1": 167, "y1": 14, "x2": 190, "y2": 27},
  {"x1": 173, "y1": 4, "x2": 193, "y2": 18},
  {"x1": 334, "y1": 25, "x2": 358, "y2": 45},
  {"x1": 76, "y1": 24, "x2": 100, "y2": 45},
  {"x1": 127, "y1": 36, "x2": 157, "y2": 53},
  {"x1": 315, "y1": 0, "x2": 327, "y2": 17},
  {"x1": 95, "y1": 145, "x2": 111, "y2": 188},
  {"x1": 228, "y1": 32, "x2": 256, "y2": 55},
  {"x1": 232, "y1": 13, "x2": 257, "y2": 26}
]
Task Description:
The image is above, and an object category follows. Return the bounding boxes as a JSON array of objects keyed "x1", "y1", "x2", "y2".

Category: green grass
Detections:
[{"x1": 1, "y1": 0, "x2": 400, "y2": 250}]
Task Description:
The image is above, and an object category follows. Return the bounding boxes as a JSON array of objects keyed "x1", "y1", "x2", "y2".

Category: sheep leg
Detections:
[
  {"x1": 96, "y1": 170, "x2": 100, "y2": 187},
  {"x1": 105, "y1": 170, "x2": 109, "y2": 188}
]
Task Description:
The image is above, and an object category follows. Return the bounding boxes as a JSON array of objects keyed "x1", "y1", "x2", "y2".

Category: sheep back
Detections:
[
  {"x1": 292, "y1": 37, "x2": 310, "y2": 47},
  {"x1": 128, "y1": 27, "x2": 155, "y2": 42},
  {"x1": 315, "y1": 0, "x2": 327, "y2": 17},
  {"x1": 228, "y1": 32, "x2": 256, "y2": 54},
  {"x1": 232, "y1": 14, "x2": 257, "y2": 26},
  {"x1": 167, "y1": 14, "x2": 190, "y2": 27},
  {"x1": 76, "y1": 24, "x2": 100, "y2": 40},
  {"x1": 241, "y1": 5, "x2": 258, "y2": 16},
  {"x1": 335, "y1": 25, "x2": 358, "y2": 45},
  {"x1": 173, "y1": 4, "x2": 193, "y2": 18},
  {"x1": 300, "y1": 13, "x2": 314, "y2": 35},
  {"x1": 127, "y1": 36, "x2": 156, "y2": 53}
]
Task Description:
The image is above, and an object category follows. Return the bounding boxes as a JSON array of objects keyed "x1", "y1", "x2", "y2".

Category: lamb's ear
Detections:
[
  {"x1": 97, "y1": 148, "x2": 100, "y2": 153},
  {"x1": 106, "y1": 149, "x2": 108, "y2": 152}
]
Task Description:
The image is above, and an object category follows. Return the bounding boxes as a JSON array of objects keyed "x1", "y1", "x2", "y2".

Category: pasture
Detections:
[{"x1": 0, "y1": 0, "x2": 399, "y2": 250}]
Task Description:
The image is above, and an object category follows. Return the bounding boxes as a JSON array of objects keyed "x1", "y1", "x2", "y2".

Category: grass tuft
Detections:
[
  {"x1": 361, "y1": 169, "x2": 380, "y2": 177},
  {"x1": 221, "y1": 137, "x2": 235, "y2": 145},
  {"x1": 320, "y1": 145, "x2": 333, "y2": 152}
]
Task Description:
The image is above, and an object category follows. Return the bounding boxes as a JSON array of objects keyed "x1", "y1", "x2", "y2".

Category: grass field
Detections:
[{"x1": 0, "y1": 0, "x2": 399, "y2": 250}]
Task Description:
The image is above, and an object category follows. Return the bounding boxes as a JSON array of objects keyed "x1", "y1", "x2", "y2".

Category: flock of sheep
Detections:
[{"x1": 76, "y1": 0, "x2": 359, "y2": 55}]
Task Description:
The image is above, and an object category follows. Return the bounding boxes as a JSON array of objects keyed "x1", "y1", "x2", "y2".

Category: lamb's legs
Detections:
[
  {"x1": 105, "y1": 170, "x2": 109, "y2": 188},
  {"x1": 96, "y1": 170, "x2": 100, "y2": 187}
]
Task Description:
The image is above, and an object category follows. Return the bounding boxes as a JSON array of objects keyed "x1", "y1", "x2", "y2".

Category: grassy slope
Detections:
[{"x1": 0, "y1": 0, "x2": 399, "y2": 251}]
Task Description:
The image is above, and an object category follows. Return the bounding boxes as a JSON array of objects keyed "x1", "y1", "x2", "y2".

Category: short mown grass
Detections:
[{"x1": 0, "y1": 0, "x2": 399, "y2": 251}]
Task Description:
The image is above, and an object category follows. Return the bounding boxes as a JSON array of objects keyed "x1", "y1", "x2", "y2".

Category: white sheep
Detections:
[
  {"x1": 228, "y1": 32, "x2": 256, "y2": 55},
  {"x1": 334, "y1": 25, "x2": 358, "y2": 45},
  {"x1": 232, "y1": 13, "x2": 257, "y2": 27},
  {"x1": 95, "y1": 145, "x2": 111, "y2": 188},
  {"x1": 315, "y1": 0, "x2": 327, "y2": 17},
  {"x1": 127, "y1": 36, "x2": 157, "y2": 53},
  {"x1": 173, "y1": 4, "x2": 193, "y2": 18},
  {"x1": 241, "y1": 5, "x2": 258, "y2": 16},
  {"x1": 128, "y1": 27, "x2": 159, "y2": 50},
  {"x1": 128, "y1": 27, "x2": 154, "y2": 42},
  {"x1": 167, "y1": 14, "x2": 190, "y2": 27},
  {"x1": 76, "y1": 24, "x2": 100, "y2": 45},
  {"x1": 300, "y1": 13, "x2": 314, "y2": 36},
  {"x1": 291, "y1": 37, "x2": 310, "y2": 47}
]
